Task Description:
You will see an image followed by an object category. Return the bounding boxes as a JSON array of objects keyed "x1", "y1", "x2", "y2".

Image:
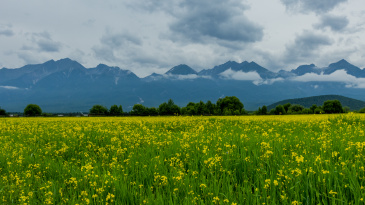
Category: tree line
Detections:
[
  {"x1": 89, "y1": 96, "x2": 246, "y2": 116},
  {"x1": 256, "y1": 100, "x2": 364, "y2": 115},
  {"x1": 2, "y1": 97, "x2": 365, "y2": 117}
]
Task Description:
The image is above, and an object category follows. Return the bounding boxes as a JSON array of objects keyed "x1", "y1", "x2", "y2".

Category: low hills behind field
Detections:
[{"x1": 267, "y1": 95, "x2": 365, "y2": 111}]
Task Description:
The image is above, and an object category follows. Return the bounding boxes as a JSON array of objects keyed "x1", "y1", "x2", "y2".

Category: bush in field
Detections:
[
  {"x1": 89, "y1": 105, "x2": 108, "y2": 115},
  {"x1": 24, "y1": 104, "x2": 42, "y2": 116},
  {"x1": 359, "y1": 107, "x2": 365, "y2": 113}
]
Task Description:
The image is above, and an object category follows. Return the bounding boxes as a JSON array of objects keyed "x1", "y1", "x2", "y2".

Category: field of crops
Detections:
[{"x1": 1, "y1": 114, "x2": 365, "y2": 204}]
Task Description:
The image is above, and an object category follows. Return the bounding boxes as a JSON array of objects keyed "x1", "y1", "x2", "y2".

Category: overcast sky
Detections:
[{"x1": 1, "y1": 0, "x2": 365, "y2": 77}]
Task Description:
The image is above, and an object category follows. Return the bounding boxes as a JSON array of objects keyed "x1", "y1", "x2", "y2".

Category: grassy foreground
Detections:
[{"x1": 1, "y1": 114, "x2": 365, "y2": 204}]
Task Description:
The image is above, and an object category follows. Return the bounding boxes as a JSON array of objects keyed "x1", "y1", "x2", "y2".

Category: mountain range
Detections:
[{"x1": 1, "y1": 58, "x2": 365, "y2": 112}]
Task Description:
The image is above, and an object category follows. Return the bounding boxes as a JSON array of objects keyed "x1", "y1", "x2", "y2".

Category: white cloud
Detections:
[
  {"x1": 220, "y1": 69, "x2": 262, "y2": 81},
  {"x1": 254, "y1": 78, "x2": 285, "y2": 85},
  {"x1": 163, "y1": 74, "x2": 211, "y2": 80},
  {"x1": 219, "y1": 69, "x2": 284, "y2": 85},
  {"x1": 0, "y1": 85, "x2": 20, "y2": 90},
  {"x1": 291, "y1": 69, "x2": 365, "y2": 88}
]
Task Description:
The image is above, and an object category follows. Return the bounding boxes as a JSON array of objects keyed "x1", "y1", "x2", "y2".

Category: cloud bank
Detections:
[
  {"x1": 314, "y1": 14, "x2": 349, "y2": 32},
  {"x1": 292, "y1": 69, "x2": 365, "y2": 88},
  {"x1": 280, "y1": 0, "x2": 348, "y2": 14}
]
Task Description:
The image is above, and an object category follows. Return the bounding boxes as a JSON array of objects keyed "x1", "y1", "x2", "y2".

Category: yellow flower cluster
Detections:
[{"x1": 0, "y1": 114, "x2": 365, "y2": 204}]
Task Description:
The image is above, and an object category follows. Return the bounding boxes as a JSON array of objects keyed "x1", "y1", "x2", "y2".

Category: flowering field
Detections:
[{"x1": 1, "y1": 114, "x2": 365, "y2": 204}]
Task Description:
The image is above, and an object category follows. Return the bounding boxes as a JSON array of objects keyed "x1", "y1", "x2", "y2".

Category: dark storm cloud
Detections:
[
  {"x1": 314, "y1": 14, "x2": 349, "y2": 31},
  {"x1": 281, "y1": 0, "x2": 347, "y2": 14},
  {"x1": 169, "y1": 0, "x2": 263, "y2": 45},
  {"x1": 284, "y1": 31, "x2": 333, "y2": 63}
]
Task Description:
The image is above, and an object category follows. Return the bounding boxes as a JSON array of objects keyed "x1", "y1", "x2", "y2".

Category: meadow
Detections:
[{"x1": 1, "y1": 114, "x2": 365, "y2": 204}]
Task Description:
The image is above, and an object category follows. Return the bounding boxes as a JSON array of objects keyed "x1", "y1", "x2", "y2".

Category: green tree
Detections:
[
  {"x1": 323, "y1": 100, "x2": 343, "y2": 114},
  {"x1": 343, "y1": 106, "x2": 350, "y2": 113},
  {"x1": 196, "y1": 101, "x2": 209, "y2": 115},
  {"x1": 256, "y1": 107, "x2": 262, "y2": 115},
  {"x1": 109, "y1": 105, "x2": 123, "y2": 116},
  {"x1": 310, "y1": 104, "x2": 318, "y2": 113},
  {"x1": 359, "y1": 107, "x2": 365, "y2": 113},
  {"x1": 159, "y1": 99, "x2": 181, "y2": 115},
  {"x1": 146, "y1": 107, "x2": 158, "y2": 116},
  {"x1": 301, "y1": 108, "x2": 312, "y2": 114},
  {"x1": 283, "y1": 103, "x2": 291, "y2": 113},
  {"x1": 288, "y1": 104, "x2": 304, "y2": 114},
  {"x1": 269, "y1": 109, "x2": 276, "y2": 115},
  {"x1": 185, "y1": 102, "x2": 197, "y2": 115},
  {"x1": 314, "y1": 108, "x2": 324, "y2": 114},
  {"x1": 274, "y1": 105, "x2": 286, "y2": 115},
  {"x1": 0, "y1": 107, "x2": 6, "y2": 116},
  {"x1": 261, "y1": 105, "x2": 268, "y2": 115},
  {"x1": 89, "y1": 105, "x2": 108, "y2": 115},
  {"x1": 131, "y1": 104, "x2": 147, "y2": 116},
  {"x1": 24, "y1": 104, "x2": 42, "y2": 116},
  {"x1": 206, "y1": 100, "x2": 215, "y2": 115},
  {"x1": 256, "y1": 106, "x2": 268, "y2": 115},
  {"x1": 216, "y1": 96, "x2": 244, "y2": 115}
]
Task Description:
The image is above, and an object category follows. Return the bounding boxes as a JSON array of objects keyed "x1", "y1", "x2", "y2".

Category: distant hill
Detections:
[{"x1": 267, "y1": 95, "x2": 365, "y2": 111}]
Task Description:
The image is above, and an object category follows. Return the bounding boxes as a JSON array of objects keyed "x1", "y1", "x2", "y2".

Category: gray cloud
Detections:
[
  {"x1": 100, "y1": 31, "x2": 142, "y2": 49},
  {"x1": 284, "y1": 31, "x2": 333, "y2": 64},
  {"x1": 37, "y1": 39, "x2": 62, "y2": 52},
  {"x1": 135, "y1": 0, "x2": 264, "y2": 46},
  {"x1": 281, "y1": 0, "x2": 347, "y2": 14},
  {"x1": 92, "y1": 45, "x2": 117, "y2": 62},
  {"x1": 17, "y1": 52, "x2": 42, "y2": 65},
  {"x1": 164, "y1": 0, "x2": 263, "y2": 46},
  {"x1": 22, "y1": 31, "x2": 62, "y2": 52},
  {"x1": 93, "y1": 31, "x2": 143, "y2": 62},
  {"x1": 314, "y1": 14, "x2": 349, "y2": 31},
  {"x1": 0, "y1": 24, "x2": 14, "y2": 37},
  {"x1": 0, "y1": 29, "x2": 14, "y2": 37}
]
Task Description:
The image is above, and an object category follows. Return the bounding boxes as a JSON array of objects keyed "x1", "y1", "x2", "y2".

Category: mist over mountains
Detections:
[{"x1": 1, "y1": 58, "x2": 365, "y2": 112}]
